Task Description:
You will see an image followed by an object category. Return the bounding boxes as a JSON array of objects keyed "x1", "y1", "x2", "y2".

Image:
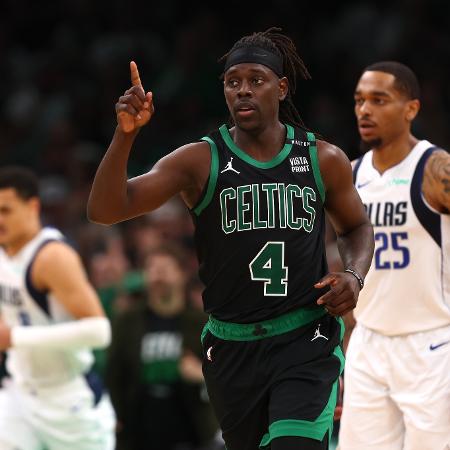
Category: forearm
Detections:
[
  {"x1": 87, "y1": 127, "x2": 138, "y2": 224},
  {"x1": 11, "y1": 317, "x2": 111, "y2": 350},
  {"x1": 336, "y1": 221, "x2": 374, "y2": 278}
]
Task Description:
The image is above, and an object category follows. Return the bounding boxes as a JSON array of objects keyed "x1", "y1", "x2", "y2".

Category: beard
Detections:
[{"x1": 359, "y1": 137, "x2": 383, "y2": 153}]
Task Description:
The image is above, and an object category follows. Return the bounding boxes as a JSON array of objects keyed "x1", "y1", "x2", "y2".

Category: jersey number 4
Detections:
[{"x1": 249, "y1": 241, "x2": 288, "y2": 296}]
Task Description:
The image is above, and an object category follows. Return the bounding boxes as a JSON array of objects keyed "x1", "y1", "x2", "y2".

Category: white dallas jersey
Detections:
[
  {"x1": 354, "y1": 140, "x2": 450, "y2": 335},
  {"x1": 0, "y1": 227, "x2": 94, "y2": 386}
]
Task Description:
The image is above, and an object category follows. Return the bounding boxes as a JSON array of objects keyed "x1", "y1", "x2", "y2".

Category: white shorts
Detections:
[
  {"x1": 0, "y1": 375, "x2": 116, "y2": 450},
  {"x1": 338, "y1": 324, "x2": 450, "y2": 450}
]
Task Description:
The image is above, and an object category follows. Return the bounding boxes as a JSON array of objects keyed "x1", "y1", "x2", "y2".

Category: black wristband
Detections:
[{"x1": 345, "y1": 268, "x2": 364, "y2": 289}]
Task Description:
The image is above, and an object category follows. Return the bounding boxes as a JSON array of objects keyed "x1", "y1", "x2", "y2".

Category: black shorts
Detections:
[{"x1": 201, "y1": 307, "x2": 344, "y2": 450}]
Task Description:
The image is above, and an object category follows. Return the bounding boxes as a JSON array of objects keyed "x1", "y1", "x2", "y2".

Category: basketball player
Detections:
[
  {"x1": 88, "y1": 28, "x2": 374, "y2": 450},
  {"x1": 338, "y1": 62, "x2": 450, "y2": 450},
  {"x1": 0, "y1": 166, "x2": 116, "y2": 450}
]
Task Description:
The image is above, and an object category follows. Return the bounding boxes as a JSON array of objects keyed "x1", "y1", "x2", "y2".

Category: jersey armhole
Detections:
[
  {"x1": 25, "y1": 239, "x2": 58, "y2": 317},
  {"x1": 411, "y1": 146, "x2": 441, "y2": 247},
  {"x1": 192, "y1": 136, "x2": 219, "y2": 216},
  {"x1": 306, "y1": 132, "x2": 325, "y2": 203},
  {"x1": 352, "y1": 156, "x2": 364, "y2": 184}
]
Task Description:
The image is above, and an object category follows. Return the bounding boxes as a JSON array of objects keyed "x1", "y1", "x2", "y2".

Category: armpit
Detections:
[{"x1": 423, "y1": 150, "x2": 450, "y2": 213}]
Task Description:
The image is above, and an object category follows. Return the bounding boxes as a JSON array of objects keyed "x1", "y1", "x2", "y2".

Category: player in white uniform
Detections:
[
  {"x1": 338, "y1": 62, "x2": 450, "y2": 450},
  {"x1": 0, "y1": 166, "x2": 116, "y2": 450}
]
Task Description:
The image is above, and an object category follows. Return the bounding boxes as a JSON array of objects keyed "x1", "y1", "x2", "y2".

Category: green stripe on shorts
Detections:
[{"x1": 259, "y1": 377, "x2": 339, "y2": 447}]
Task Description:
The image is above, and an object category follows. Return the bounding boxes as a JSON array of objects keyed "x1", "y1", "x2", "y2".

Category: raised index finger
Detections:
[{"x1": 130, "y1": 61, "x2": 142, "y2": 87}]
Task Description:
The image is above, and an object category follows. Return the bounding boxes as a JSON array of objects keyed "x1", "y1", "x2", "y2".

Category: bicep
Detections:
[
  {"x1": 320, "y1": 146, "x2": 369, "y2": 235},
  {"x1": 33, "y1": 243, "x2": 104, "y2": 319},
  {"x1": 127, "y1": 159, "x2": 189, "y2": 215},
  {"x1": 125, "y1": 143, "x2": 208, "y2": 218}
]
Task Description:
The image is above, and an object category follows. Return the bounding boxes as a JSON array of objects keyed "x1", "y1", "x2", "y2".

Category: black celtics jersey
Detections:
[{"x1": 191, "y1": 124, "x2": 328, "y2": 323}]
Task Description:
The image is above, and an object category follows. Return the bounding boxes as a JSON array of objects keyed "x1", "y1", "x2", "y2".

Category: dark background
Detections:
[{"x1": 1, "y1": 0, "x2": 449, "y2": 249}]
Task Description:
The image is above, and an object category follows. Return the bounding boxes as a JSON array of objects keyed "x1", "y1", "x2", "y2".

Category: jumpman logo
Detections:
[
  {"x1": 311, "y1": 324, "x2": 328, "y2": 341},
  {"x1": 221, "y1": 157, "x2": 240, "y2": 174}
]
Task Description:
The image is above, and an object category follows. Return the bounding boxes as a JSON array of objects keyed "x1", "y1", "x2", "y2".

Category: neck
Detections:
[
  {"x1": 5, "y1": 226, "x2": 41, "y2": 257},
  {"x1": 233, "y1": 121, "x2": 286, "y2": 161},
  {"x1": 371, "y1": 132, "x2": 419, "y2": 174}
]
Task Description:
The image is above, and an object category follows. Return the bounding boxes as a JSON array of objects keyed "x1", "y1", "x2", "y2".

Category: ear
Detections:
[
  {"x1": 405, "y1": 99, "x2": 420, "y2": 122},
  {"x1": 278, "y1": 77, "x2": 289, "y2": 101},
  {"x1": 28, "y1": 197, "x2": 41, "y2": 215}
]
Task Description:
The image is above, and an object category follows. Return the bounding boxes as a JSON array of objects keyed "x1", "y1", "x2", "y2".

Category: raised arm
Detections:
[
  {"x1": 87, "y1": 61, "x2": 210, "y2": 225},
  {"x1": 423, "y1": 149, "x2": 450, "y2": 213},
  {"x1": 314, "y1": 141, "x2": 374, "y2": 316}
]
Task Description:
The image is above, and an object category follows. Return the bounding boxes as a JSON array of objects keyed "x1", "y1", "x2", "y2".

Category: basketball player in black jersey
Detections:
[{"x1": 88, "y1": 28, "x2": 374, "y2": 450}]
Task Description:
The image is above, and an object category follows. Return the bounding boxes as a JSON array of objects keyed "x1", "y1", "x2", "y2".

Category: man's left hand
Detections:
[{"x1": 314, "y1": 272, "x2": 361, "y2": 316}]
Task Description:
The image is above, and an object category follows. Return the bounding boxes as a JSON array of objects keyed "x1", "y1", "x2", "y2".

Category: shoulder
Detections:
[
  {"x1": 316, "y1": 140, "x2": 349, "y2": 163},
  {"x1": 316, "y1": 140, "x2": 353, "y2": 190},
  {"x1": 424, "y1": 148, "x2": 450, "y2": 167},
  {"x1": 421, "y1": 145, "x2": 449, "y2": 179},
  {"x1": 32, "y1": 240, "x2": 82, "y2": 278},
  {"x1": 422, "y1": 147, "x2": 450, "y2": 213},
  {"x1": 34, "y1": 240, "x2": 79, "y2": 266},
  {"x1": 155, "y1": 140, "x2": 212, "y2": 174},
  {"x1": 168, "y1": 140, "x2": 211, "y2": 158},
  {"x1": 29, "y1": 240, "x2": 85, "y2": 291}
]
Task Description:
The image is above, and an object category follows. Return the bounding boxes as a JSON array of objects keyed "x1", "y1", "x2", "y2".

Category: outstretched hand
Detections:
[
  {"x1": 116, "y1": 61, "x2": 154, "y2": 133},
  {"x1": 314, "y1": 271, "x2": 361, "y2": 316}
]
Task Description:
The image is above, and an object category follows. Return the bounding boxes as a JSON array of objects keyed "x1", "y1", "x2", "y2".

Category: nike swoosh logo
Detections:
[
  {"x1": 429, "y1": 340, "x2": 450, "y2": 351},
  {"x1": 356, "y1": 180, "x2": 372, "y2": 189}
]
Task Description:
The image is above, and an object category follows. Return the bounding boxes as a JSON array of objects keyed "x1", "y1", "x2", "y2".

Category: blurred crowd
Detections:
[
  {"x1": 1, "y1": 0, "x2": 449, "y2": 245},
  {"x1": 1, "y1": 0, "x2": 449, "y2": 448}
]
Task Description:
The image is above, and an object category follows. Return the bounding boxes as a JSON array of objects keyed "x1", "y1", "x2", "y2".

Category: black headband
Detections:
[{"x1": 224, "y1": 46, "x2": 284, "y2": 77}]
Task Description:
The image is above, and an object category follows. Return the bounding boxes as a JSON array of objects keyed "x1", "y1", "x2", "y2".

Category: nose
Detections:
[
  {"x1": 357, "y1": 100, "x2": 371, "y2": 117},
  {"x1": 237, "y1": 80, "x2": 252, "y2": 97}
]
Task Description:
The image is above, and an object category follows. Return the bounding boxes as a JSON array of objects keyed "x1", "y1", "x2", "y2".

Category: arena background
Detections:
[{"x1": 0, "y1": 1, "x2": 449, "y2": 448}]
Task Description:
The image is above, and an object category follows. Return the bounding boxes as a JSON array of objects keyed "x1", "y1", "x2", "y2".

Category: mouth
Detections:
[
  {"x1": 235, "y1": 102, "x2": 256, "y2": 117},
  {"x1": 358, "y1": 121, "x2": 377, "y2": 137}
]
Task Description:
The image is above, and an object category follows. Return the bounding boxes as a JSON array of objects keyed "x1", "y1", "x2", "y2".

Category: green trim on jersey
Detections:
[
  {"x1": 219, "y1": 124, "x2": 295, "y2": 169},
  {"x1": 193, "y1": 137, "x2": 219, "y2": 215},
  {"x1": 203, "y1": 306, "x2": 326, "y2": 342},
  {"x1": 306, "y1": 132, "x2": 325, "y2": 203}
]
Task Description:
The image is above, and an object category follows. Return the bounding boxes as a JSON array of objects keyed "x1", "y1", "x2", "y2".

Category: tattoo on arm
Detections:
[{"x1": 423, "y1": 150, "x2": 450, "y2": 212}]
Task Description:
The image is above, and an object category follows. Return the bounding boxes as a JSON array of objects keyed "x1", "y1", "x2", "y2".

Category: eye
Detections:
[
  {"x1": 226, "y1": 79, "x2": 239, "y2": 88},
  {"x1": 252, "y1": 77, "x2": 264, "y2": 86},
  {"x1": 373, "y1": 98, "x2": 386, "y2": 105},
  {"x1": 354, "y1": 98, "x2": 363, "y2": 106}
]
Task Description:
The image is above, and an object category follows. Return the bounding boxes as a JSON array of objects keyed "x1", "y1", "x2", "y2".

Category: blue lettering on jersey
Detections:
[
  {"x1": 0, "y1": 285, "x2": 24, "y2": 307},
  {"x1": 365, "y1": 201, "x2": 407, "y2": 227},
  {"x1": 374, "y1": 231, "x2": 410, "y2": 270},
  {"x1": 364, "y1": 202, "x2": 410, "y2": 270}
]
